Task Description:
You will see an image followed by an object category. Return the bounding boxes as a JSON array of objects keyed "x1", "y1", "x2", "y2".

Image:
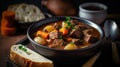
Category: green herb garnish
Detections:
[
  {"x1": 66, "y1": 16, "x2": 71, "y2": 21},
  {"x1": 19, "y1": 45, "x2": 22, "y2": 49},
  {"x1": 58, "y1": 36, "x2": 63, "y2": 39},
  {"x1": 19, "y1": 45, "x2": 27, "y2": 53},
  {"x1": 64, "y1": 16, "x2": 75, "y2": 29},
  {"x1": 65, "y1": 16, "x2": 71, "y2": 28}
]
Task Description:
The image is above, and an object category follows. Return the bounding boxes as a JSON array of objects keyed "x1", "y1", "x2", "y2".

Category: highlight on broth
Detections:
[{"x1": 34, "y1": 17, "x2": 100, "y2": 50}]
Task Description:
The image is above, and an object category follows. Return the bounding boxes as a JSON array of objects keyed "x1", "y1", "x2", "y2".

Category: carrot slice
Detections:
[
  {"x1": 36, "y1": 31, "x2": 49, "y2": 39},
  {"x1": 66, "y1": 37, "x2": 72, "y2": 42},
  {"x1": 59, "y1": 27, "x2": 68, "y2": 36}
]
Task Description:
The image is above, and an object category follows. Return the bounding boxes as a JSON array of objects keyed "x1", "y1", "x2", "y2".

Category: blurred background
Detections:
[{"x1": 0, "y1": 0, "x2": 120, "y2": 16}]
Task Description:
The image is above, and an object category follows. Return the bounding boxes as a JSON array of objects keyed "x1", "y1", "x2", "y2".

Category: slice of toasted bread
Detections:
[{"x1": 10, "y1": 44, "x2": 54, "y2": 67}]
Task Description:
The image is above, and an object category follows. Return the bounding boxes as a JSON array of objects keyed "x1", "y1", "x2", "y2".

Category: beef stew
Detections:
[{"x1": 33, "y1": 17, "x2": 100, "y2": 50}]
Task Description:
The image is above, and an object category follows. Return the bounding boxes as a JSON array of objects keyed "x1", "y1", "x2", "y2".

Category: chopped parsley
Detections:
[
  {"x1": 66, "y1": 16, "x2": 71, "y2": 21},
  {"x1": 18, "y1": 45, "x2": 31, "y2": 55},
  {"x1": 64, "y1": 16, "x2": 75, "y2": 29},
  {"x1": 58, "y1": 35, "x2": 63, "y2": 39},
  {"x1": 64, "y1": 16, "x2": 71, "y2": 29},
  {"x1": 19, "y1": 45, "x2": 27, "y2": 53}
]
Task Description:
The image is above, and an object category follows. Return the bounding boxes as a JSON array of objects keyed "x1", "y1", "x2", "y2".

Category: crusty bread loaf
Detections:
[
  {"x1": 8, "y1": 3, "x2": 45, "y2": 22},
  {"x1": 10, "y1": 44, "x2": 54, "y2": 67}
]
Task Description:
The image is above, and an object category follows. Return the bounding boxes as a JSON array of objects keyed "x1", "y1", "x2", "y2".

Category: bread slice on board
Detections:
[{"x1": 10, "y1": 44, "x2": 54, "y2": 67}]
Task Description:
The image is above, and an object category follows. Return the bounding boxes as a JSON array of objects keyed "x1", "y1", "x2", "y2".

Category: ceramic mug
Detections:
[{"x1": 79, "y1": 2, "x2": 107, "y2": 25}]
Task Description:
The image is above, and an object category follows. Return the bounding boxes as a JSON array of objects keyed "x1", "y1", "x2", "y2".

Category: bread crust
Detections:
[{"x1": 10, "y1": 45, "x2": 54, "y2": 67}]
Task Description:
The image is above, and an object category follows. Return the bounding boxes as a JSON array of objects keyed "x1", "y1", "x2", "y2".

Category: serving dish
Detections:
[{"x1": 27, "y1": 16, "x2": 104, "y2": 63}]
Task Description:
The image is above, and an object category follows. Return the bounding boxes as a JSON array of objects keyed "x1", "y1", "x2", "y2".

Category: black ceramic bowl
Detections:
[{"x1": 27, "y1": 16, "x2": 104, "y2": 63}]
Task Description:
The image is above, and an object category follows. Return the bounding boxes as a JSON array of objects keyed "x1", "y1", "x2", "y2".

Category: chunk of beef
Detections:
[
  {"x1": 88, "y1": 37, "x2": 98, "y2": 43},
  {"x1": 47, "y1": 39, "x2": 53, "y2": 43},
  {"x1": 69, "y1": 29, "x2": 83, "y2": 39},
  {"x1": 70, "y1": 24, "x2": 87, "y2": 39},
  {"x1": 72, "y1": 39, "x2": 82, "y2": 45},
  {"x1": 49, "y1": 30, "x2": 59, "y2": 39},
  {"x1": 69, "y1": 25, "x2": 85, "y2": 39},
  {"x1": 70, "y1": 20, "x2": 78, "y2": 26},
  {"x1": 83, "y1": 29, "x2": 98, "y2": 43},
  {"x1": 53, "y1": 23, "x2": 61, "y2": 30},
  {"x1": 48, "y1": 39, "x2": 64, "y2": 48},
  {"x1": 74, "y1": 25, "x2": 87, "y2": 30},
  {"x1": 84, "y1": 34, "x2": 98, "y2": 43}
]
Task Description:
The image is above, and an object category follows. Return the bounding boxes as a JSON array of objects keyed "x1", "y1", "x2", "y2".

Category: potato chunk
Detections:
[
  {"x1": 43, "y1": 25, "x2": 55, "y2": 33},
  {"x1": 64, "y1": 43, "x2": 78, "y2": 50}
]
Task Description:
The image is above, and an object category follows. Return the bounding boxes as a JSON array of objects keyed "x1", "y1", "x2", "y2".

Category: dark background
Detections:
[{"x1": 0, "y1": 0, "x2": 120, "y2": 16}]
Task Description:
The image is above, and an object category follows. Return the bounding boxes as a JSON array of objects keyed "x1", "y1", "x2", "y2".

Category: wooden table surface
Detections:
[{"x1": 0, "y1": 34, "x2": 26, "y2": 67}]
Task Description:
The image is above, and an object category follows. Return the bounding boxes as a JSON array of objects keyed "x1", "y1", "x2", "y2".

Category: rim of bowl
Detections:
[{"x1": 27, "y1": 16, "x2": 104, "y2": 52}]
